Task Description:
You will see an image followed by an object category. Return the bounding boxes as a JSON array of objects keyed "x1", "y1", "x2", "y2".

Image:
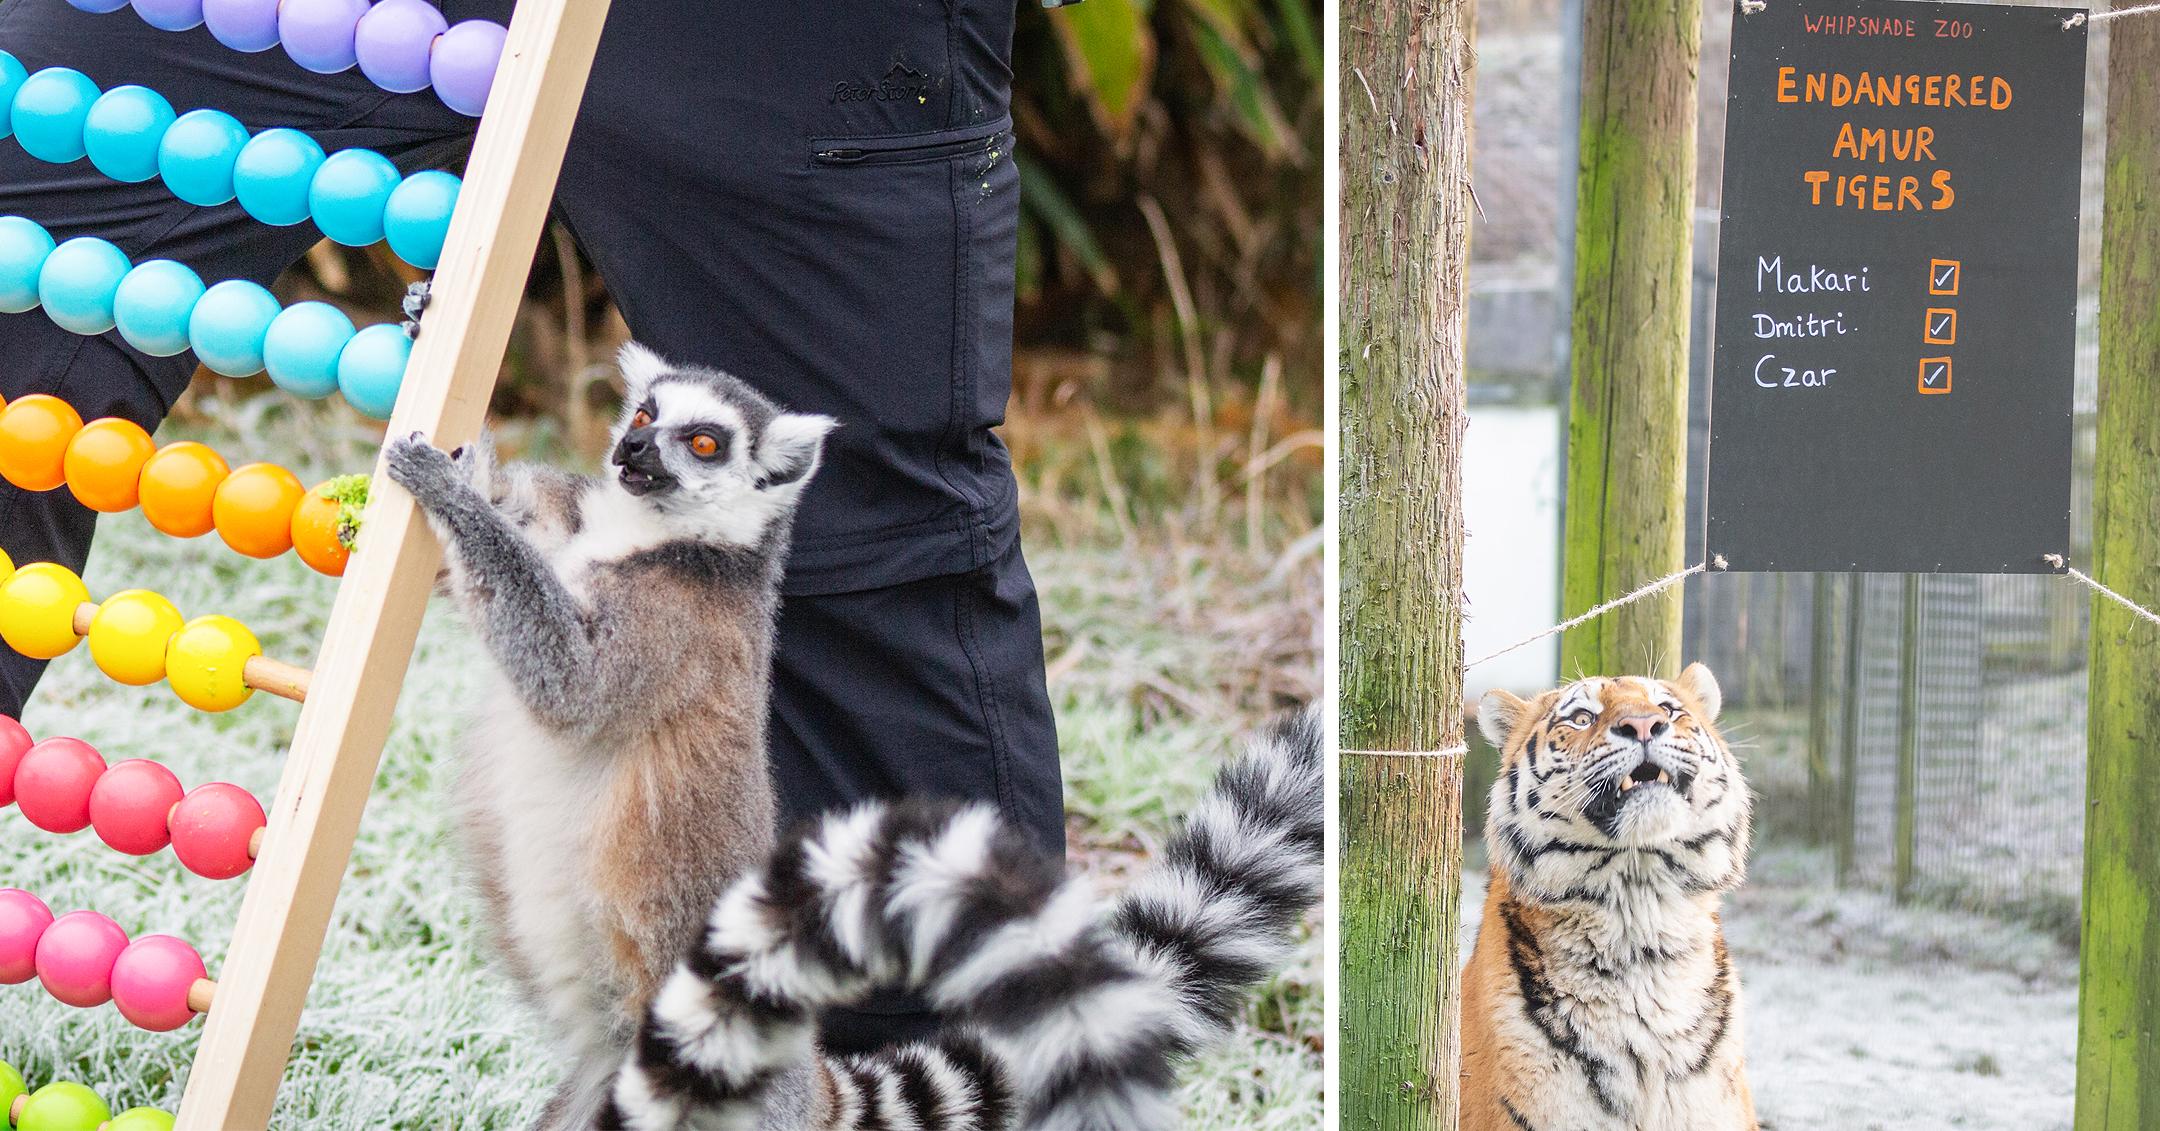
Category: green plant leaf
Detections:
[
  {"x1": 1048, "y1": 0, "x2": 1158, "y2": 142},
  {"x1": 1019, "y1": 156, "x2": 1120, "y2": 295}
]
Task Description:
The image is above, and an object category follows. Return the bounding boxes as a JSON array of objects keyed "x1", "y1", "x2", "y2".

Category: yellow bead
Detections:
[
  {"x1": 165, "y1": 614, "x2": 260, "y2": 713},
  {"x1": 87, "y1": 589, "x2": 185, "y2": 686},
  {"x1": 0, "y1": 562, "x2": 90, "y2": 661},
  {"x1": 0, "y1": 546, "x2": 13, "y2": 586}
]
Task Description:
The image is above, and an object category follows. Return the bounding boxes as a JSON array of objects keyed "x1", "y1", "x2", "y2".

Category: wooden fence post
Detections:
[{"x1": 1338, "y1": 0, "x2": 1476, "y2": 1125}]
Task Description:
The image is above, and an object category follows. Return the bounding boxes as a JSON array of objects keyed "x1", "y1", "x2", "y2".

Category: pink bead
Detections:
[
  {"x1": 89, "y1": 759, "x2": 185, "y2": 855},
  {"x1": 14, "y1": 737, "x2": 108, "y2": 834},
  {"x1": 0, "y1": 716, "x2": 31, "y2": 806},
  {"x1": 169, "y1": 782, "x2": 265, "y2": 880},
  {"x1": 110, "y1": 934, "x2": 206, "y2": 1031},
  {"x1": 35, "y1": 909, "x2": 128, "y2": 1007},
  {"x1": 0, "y1": 889, "x2": 55, "y2": 984}
]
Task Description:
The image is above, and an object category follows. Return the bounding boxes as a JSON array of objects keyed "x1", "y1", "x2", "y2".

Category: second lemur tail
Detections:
[{"x1": 592, "y1": 710, "x2": 1323, "y2": 1131}]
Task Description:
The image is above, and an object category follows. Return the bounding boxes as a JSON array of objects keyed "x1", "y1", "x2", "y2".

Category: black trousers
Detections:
[{"x1": 0, "y1": 0, "x2": 1062, "y2": 1054}]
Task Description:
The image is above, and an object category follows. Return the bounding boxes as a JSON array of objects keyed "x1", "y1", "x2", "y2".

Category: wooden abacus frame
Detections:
[{"x1": 172, "y1": 0, "x2": 613, "y2": 1125}]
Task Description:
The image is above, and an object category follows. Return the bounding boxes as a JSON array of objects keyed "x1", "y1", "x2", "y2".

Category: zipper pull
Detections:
[{"x1": 816, "y1": 148, "x2": 866, "y2": 165}]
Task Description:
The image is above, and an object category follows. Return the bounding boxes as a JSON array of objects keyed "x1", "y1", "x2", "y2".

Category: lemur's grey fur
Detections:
[{"x1": 385, "y1": 342, "x2": 837, "y2": 1131}]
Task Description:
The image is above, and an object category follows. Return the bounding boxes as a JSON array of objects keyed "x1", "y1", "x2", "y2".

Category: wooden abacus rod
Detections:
[{"x1": 67, "y1": 603, "x2": 312, "y2": 703}]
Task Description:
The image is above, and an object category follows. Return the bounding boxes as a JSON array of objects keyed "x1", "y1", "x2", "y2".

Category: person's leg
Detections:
[
  {"x1": 550, "y1": 0, "x2": 1061, "y2": 1052},
  {"x1": 0, "y1": 0, "x2": 477, "y2": 717}
]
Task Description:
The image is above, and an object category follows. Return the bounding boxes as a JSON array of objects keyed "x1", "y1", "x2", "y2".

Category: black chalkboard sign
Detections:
[{"x1": 1706, "y1": 0, "x2": 2087, "y2": 574}]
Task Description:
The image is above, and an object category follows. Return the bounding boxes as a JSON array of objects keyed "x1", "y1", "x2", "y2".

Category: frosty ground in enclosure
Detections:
[{"x1": 1460, "y1": 843, "x2": 2079, "y2": 1131}]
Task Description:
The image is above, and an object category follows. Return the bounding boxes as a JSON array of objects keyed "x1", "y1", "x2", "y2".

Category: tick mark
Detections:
[
  {"x1": 1924, "y1": 308, "x2": 1957, "y2": 345},
  {"x1": 1929, "y1": 259, "x2": 1961, "y2": 295},
  {"x1": 1919, "y1": 356, "x2": 1953, "y2": 394}
]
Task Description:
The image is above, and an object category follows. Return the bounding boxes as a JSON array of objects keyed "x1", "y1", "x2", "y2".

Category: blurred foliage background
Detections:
[{"x1": 208, "y1": 0, "x2": 1323, "y2": 551}]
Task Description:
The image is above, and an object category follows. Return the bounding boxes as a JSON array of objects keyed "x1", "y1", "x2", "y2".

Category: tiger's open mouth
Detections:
[{"x1": 1620, "y1": 761, "x2": 1671, "y2": 793}]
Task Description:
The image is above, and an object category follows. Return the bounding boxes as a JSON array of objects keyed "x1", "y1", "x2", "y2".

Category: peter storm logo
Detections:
[{"x1": 832, "y1": 62, "x2": 936, "y2": 106}]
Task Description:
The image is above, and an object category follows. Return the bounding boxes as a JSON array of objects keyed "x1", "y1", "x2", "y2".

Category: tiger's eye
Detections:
[
  {"x1": 689, "y1": 433, "x2": 720, "y2": 458},
  {"x1": 631, "y1": 409, "x2": 652, "y2": 428}
]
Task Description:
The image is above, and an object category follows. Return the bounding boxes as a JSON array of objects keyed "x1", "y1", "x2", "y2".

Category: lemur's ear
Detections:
[
  {"x1": 616, "y1": 341, "x2": 669, "y2": 400},
  {"x1": 1674, "y1": 662, "x2": 1723, "y2": 723},
  {"x1": 755, "y1": 413, "x2": 838, "y2": 489},
  {"x1": 1478, "y1": 689, "x2": 1533, "y2": 749}
]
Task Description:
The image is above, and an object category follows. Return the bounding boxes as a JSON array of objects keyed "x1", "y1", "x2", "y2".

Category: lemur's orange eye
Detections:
[
  {"x1": 689, "y1": 433, "x2": 721, "y2": 458},
  {"x1": 632, "y1": 409, "x2": 652, "y2": 428}
]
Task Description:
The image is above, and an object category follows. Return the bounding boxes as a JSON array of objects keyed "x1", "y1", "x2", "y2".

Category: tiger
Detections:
[{"x1": 1460, "y1": 663, "x2": 1757, "y2": 1131}]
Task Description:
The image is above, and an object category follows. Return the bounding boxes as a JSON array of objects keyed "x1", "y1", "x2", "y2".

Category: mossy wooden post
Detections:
[
  {"x1": 1558, "y1": 0, "x2": 1699, "y2": 678},
  {"x1": 2076, "y1": 15, "x2": 2160, "y2": 1128},
  {"x1": 1340, "y1": 0, "x2": 1475, "y2": 1125}
]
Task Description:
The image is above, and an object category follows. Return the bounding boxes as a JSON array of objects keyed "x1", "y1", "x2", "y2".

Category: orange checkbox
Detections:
[
  {"x1": 1929, "y1": 259, "x2": 1960, "y2": 296},
  {"x1": 1924, "y1": 308, "x2": 1957, "y2": 345},
  {"x1": 1918, "y1": 356, "x2": 1952, "y2": 394}
]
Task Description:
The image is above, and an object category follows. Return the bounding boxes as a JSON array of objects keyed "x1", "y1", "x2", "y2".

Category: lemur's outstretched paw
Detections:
[
  {"x1": 449, "y1": 430, "x2": 498, "y2": 497},
  {"x1": 401, "y1": 280, "x2": 432, "y2": 339},
  {"x1": 384, "y1": 432, "x2": 458, "y2": 499}
]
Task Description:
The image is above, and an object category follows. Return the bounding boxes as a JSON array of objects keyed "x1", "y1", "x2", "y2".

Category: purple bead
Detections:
[
  {"x1": 430, "y1": 20, "x2": 505, "y2": 117},
  {"x1": 278, "y1": 0, "x2": 369, "y2": 75},
  {"x1": 130, "y1": 0, "x2": 204, "y2": 32},
  {"x1": 201, "y1": 0, "x2": 280, "y2": 52},
  {"x1": 65, "y1": 0, "x2": 133, "y2": 13},
  {"x1": 355, "y1": 0, "x2": 447, "y2": 94}
]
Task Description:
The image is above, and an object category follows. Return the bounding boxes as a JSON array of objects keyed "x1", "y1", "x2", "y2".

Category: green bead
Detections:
[
  {"x1": 106, "y1": 1108, "x2": 177, "y2": 1131},
  {"x1": 17, "y1": 1081, "x2": 111, "y2": 1131},
  {"x1": 0, "y1": 1060, "x2": 24, "y2": 1121}
]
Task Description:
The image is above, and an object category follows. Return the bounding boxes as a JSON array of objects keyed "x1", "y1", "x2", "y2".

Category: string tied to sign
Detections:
[
  {"x1": 2065, "y1": 2, "x2": 2160, "y2": 27},
  {"x1": 1466, "y1": 556, "x2": 1726, "y2": 670},
  {"x1": 2045, "y1": 554, "x2": 2160, "y2": 628}
]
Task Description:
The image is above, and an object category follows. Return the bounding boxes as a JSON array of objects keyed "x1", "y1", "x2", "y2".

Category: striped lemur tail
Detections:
[{"x1": 595, "y1": 708, "x2": 1323, "y2": 1131}]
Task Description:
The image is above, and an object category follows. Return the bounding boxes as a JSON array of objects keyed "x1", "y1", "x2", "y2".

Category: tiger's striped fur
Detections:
[
  {"x1": 1461, "y1": 664, "x2": 1757, "y2": 1131},
  {"x1": 593, "y1": 709, "x2": 1322, "y2": 1131}
]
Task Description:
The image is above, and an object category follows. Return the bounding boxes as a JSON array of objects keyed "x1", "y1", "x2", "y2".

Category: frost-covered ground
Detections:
[
  {"x1": 1461, "y1": 841, "x2": 2079, "y2": 1131},
  {"x1": 2, "y1": 400, "x2": 1322, "y2": 1129}
]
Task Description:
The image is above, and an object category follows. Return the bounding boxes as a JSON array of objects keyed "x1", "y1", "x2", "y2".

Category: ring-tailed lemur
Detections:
[
  {"x1": 384, "y1": 345, "x2": 1323, "y2": 1131},
  {"x1": 596, "y1": 707, "x2": 1323, "y2": 1131},
  {"x1": 385, "y1": 343, "x2": 838, "y2": 1129}
]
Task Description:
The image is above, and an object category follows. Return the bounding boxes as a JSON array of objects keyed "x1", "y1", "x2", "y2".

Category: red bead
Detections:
[
  {"x1": 110, "y1": 934, "x2": 206, "y2": 1031},
  {"x1": 0, "y1": 888, "x2": 55, "y2": 983},
  {"x1": 14, "y1": 737, "x2": 107, "y2": 833},
  {"x1": 35, "y1": 909, "x2": 128, "y2": 1007},
  {"x1": 0, "y1": 716, "x2": 30, "y2": 806},
  {"x1": 88, "y1": 759, "x2": 185, "y2": 855},
  {"x1": 168, "y1": 782, "x2": 265, "y2": 879}
]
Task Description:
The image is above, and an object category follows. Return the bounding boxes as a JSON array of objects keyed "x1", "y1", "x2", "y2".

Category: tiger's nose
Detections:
[{"x1": 1611, "y1": 715, "x2": 1668, "y2": 744}]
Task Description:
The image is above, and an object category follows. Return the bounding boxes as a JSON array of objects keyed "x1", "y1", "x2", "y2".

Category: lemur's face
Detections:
[{"x1": 608, "y1": 343, "x2": 836, "y2": 544}]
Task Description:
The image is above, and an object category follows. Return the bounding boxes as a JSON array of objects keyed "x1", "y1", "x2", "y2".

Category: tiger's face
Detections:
[{"x1": 1477, "y1": 663, "x2": 1751, "y2": 903}]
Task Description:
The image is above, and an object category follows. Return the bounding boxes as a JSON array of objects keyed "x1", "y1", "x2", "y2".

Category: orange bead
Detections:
[
  {"x1": 63, "y1": 418, "x2": 157, "y2": 513},
  {"x1": 0, "y1": 394, "x2": 85, "y2": 492},
  {"x1": 289, "y1": 479, "x2": 361, "y2": 577},
  {"x1": 211, "y1": 463, "x2": 305, "y2": 559},
  {"x1": 137, "y1": 442, "x2": 230, "y2": 539}
]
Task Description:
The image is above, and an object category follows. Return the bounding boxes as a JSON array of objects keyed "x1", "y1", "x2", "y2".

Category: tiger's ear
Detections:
[
  {"x1": 1675, "y1": 662, "x2": 1723, "y2": 723},
  {"x1": 1478, "y1": 689, "x2": 1534, "y2": 749}
]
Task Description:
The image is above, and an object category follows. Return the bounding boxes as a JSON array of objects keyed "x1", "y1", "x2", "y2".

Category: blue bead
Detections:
[
  {"x1": 112, "y1": 259, "x2": 206, "y2": 357},
  {"x1": 262, "y1": 301, "x2": 355, "y2": 399},
  {"x1": 12, "y1": 68, "x2": 101, "y2": 164},
  {"x1": 158, "y1": 108, "x2": 250, "y2": 207},
  {"x1": 37, "y1": 236, "x2": 132, "y2": 335},
  {"x1": 0, "y1": 216, "x2": 56, "y2": 313},
  {"x1": 187, "y1": 279, "x2": 281, "y2": 377},
  {"x1": 308, "y1": 148, "x2": 400, "y2": 247},
  {"x1": 0, "y1": 53, "x2": 29, "y2": 142},
  {"x1": 336, "y1": 323, "x2": 410, "y2": 419},
  {"x1": 232, "y1": 128, "x2": 326, "y2": 227},
  {"x1": 83, "y1": 85, "x2": 176, "y2": 183},
  {"x1": 382, "y1": 170, "x2": 459, "y2": 270}
]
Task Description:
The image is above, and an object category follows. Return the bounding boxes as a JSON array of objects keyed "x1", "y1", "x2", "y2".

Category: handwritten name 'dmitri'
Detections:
[{"x1": 1775, "y1": 65, "x2": 2013, "y2": 213}]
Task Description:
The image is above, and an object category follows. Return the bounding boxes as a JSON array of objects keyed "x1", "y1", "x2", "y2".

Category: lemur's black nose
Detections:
[
  {"x1": 1611, "y1": 715, "x2": 1668, "y2": 744},
  {"x1": 613, "y1": 429, "x2": 657, "y2": 464}
]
